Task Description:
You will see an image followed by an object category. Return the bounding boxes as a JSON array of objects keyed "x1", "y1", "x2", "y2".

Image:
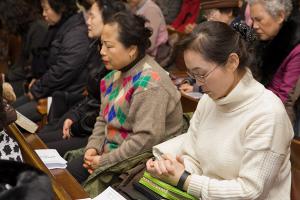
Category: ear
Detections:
[
  {"x1": 128, "y1": 45, "x2": 138, "y2": 58},
  {"x1": 276, "y1": 10, "x2": 285, "y2": 24},
  {"x1": 225, "y1": 53, "x2": 240, "y2": 72}
]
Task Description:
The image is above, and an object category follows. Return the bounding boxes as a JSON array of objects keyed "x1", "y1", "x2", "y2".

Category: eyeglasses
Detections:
[{"x1": 186, "y1": 66, "x2": 218, "y2": 84}]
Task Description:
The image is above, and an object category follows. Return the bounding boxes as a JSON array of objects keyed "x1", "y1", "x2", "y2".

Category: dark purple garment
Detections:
[{"x1": 267, "y1": 44, "x2": 300, "y2": 103}]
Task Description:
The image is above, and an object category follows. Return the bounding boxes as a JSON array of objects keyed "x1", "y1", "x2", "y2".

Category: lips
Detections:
[{"x1": 102, "y1": 60, "x2": 109, "y2": 65}]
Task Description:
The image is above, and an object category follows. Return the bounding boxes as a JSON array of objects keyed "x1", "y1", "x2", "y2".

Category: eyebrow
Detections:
[{"x1": 190, "y1": 67, "x2": 205, "y2": 74}]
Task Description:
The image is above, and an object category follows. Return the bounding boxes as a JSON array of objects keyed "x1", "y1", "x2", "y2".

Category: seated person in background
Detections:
[
  {"x1": 147, "y1": 21, "x2": 294, "y2": 200},
  {"x1": 179, "y1": 0, "x2": 241, "y2": 93},
  {"x1": 154, "y1": 0, "x2": 182, "y2": 25},
  {"x1": 77, "y1": 0, "x2": 96, "y2": 20},
  {"x1": 169, "y1": 0, "x2": 201, "y2": 33},
  {"x1": 127, "y1": 0, "x2": 168, "y2": 58},
  {"x1": 38, "y1": 0, "x2": 125, "y2": 157},
  {"x1": 67, "y1": 10, "x2": 183, "y2": 196},
  {"x1": 249, "y1": 0, "x2": 300, "y2": 124},
  {"x1": 185, "y1": 0, "x2": 241, "y2": 34},
  {"x1": 0, "y1": 0, "x2": 47, "y2": 97},
  {"x1": 1, "y1": 78, "x2": 16, "y2": 104},
  {"x1": 0, "y1": 76, "x2": 22, "y2": 162},
  {"x1": 13, "y1": 0, "x2": 94, "y2": 122}
]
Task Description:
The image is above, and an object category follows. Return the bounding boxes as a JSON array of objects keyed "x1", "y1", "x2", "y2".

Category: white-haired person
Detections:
[{"x1": 249, "y1": 0, "x2": 300, "y2": 124}]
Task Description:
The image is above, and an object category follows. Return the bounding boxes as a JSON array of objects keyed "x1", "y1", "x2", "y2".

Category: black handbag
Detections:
[{"x1": 0, "y1": 160, "x2": 53, "y2": 200}]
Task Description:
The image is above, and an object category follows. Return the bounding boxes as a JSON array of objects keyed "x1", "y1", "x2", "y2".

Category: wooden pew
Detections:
[
  {"x1": 180, "y1": 91, "x2": 199, "y2": 113},
  {"x1": 6, "y1": 123, "x2": 89, "y2": 200},
  {"x1": 291, "y1": 138, "x2": 300, "y2": 200}
]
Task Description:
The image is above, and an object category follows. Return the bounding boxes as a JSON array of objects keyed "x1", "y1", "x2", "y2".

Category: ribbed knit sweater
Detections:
[{"x1": 154, "y1": 69, "x2": 293, "y2": 200}]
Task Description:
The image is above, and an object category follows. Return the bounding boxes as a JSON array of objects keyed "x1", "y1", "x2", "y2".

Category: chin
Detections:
[
  {"x1": 104, "y1": 64, "x2": 113, "y2": 70},
  {"x1": 258, "y1": 34, "x2": 271, "y2": 41}
]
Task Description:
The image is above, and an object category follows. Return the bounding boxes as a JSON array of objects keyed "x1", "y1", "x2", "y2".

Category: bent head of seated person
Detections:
[
  {"x1": 248, "y1": 0, "x2": 300, "y2": 121},
  {"x1": 201, "y1": 0, "x2": 240, "y2": 25},
  {"x1": 146, "y1": 21, "x2": 294, "y2": 199},
  {"x1": 248, "y1": 0, "x2": 293, "y2": 41},
  {"x1": 66, "y1": 9, "x2": 183, "y2": 195}
]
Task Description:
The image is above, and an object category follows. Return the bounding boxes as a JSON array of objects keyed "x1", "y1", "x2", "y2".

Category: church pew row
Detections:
[{"x1": 6, "y1": 123, "x2": 89, "y2": 200}]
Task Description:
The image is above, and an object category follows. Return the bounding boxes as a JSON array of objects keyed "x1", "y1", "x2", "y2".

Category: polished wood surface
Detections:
[
  {"x1": 180, "y1": 91, "x2": 199, "y2": 113},
  {"x1": 6, "y1": 123, "x2": 89, "y2": 200},
  {"x1": 291, "y1": 139, "x2": 300, "y2": 200}
]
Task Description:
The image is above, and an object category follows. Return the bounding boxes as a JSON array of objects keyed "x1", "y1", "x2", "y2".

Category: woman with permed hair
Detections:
[{"x1": 67, "y1": 9, "x2": 183, "y2": 197}]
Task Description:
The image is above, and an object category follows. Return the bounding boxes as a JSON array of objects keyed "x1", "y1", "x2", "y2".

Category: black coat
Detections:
[
  {"x1": 40, "y1": 41, "x2": 109, "y2": 136},
  {"x1": 30, "y1": 13, "x2": 91, "y2": 99},
  {"x1": 67, "y1": 41, "x2": 109, "y2": 136}
]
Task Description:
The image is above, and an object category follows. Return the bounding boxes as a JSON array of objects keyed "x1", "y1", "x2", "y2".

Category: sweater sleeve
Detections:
[
  {"x1": 187, "y1": 113, "x2": 291, "y2": 199},
  {"x1": 98, "y1": 87, "x2": 171, "y2": 167},
  {"x1": 85, "y1": 113, "x2": 106, "y2": 153}
]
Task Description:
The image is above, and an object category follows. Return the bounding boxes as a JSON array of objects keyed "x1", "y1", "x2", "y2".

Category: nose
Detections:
[
  {"x1": 100, "y1": 45, "x2": 106, "y2": 56},
  {"x1": 86, "y1": 16, "x2": 91, "y2": 26},
  {"x1": 42, "y1": 10, "x2": 46, "y2": 18},
  {"x1": 252, "y1": 21, "x2": 259, "y2": 30}
]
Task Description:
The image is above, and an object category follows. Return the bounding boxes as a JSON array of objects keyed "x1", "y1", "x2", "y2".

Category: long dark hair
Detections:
[{"x1": 0, "y1": 0, "x2": 39, "y2": 35}]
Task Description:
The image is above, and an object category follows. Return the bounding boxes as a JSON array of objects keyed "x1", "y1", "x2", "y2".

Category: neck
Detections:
[
  {"x1": 120, "y1": 53, "x2": 144, "y2": 73},
  {"x1": 223, "y1": 69, "x2": 246, "y2": 98}
]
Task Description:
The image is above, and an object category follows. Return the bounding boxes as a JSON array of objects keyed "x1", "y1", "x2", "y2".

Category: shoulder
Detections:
[
  {"x1": 30, "y1": 19, "x2": 48, "y2": 31},
  {"x1": 58, "y1": 13, "x2": 87, "y2": 36},
  {"x1": 132, "y1": 56, "x2": 180, "y2": 100},
  {"x1": 142, "y1": 0, "x2": 164, "y2": 18},
  {"x1": 288, "y1": 44, "x2": 300, "y2": 57}
]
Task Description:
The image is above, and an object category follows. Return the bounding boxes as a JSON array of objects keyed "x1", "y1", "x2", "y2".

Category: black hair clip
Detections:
[
  {"x1": 233, "y1": 22, "x2": 257, "y2": 43},
  {"x1": 102, "y1": 0, "x2": 109, "y2": 10}
]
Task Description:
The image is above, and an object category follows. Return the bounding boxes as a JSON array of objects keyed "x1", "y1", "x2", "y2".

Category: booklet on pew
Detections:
[
  {"x1": 77, "y1": 187, "x2": 126, "y2": 200},
  {"x1": 35, "y1": 149, "x2": 67, "y2": 169},
  {"x1": 186, "y1": 92, "x2": 203, "y2": 99},
  {"x1": 15, "y1": 111, "x2": 38, "y2": 133}
]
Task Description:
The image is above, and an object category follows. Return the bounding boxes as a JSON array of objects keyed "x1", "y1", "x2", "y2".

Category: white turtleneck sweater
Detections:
[{"x1": 153, "y1": 70, "x2": 294, "y2": 200}]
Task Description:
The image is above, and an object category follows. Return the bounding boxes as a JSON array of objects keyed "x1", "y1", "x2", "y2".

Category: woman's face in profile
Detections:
[
  {"x1": 184, "y1": 50, "x2": 236, "y2": 100},
  {"x1": 250, "y1": 2, "x2": 284, "y2": 41},
  {"x1": 41, "y1": 0, "x2": 62, "y2": 25},
  {"x1": 86, "y1": 3, "x2": 104, "y2": 38},
  {"x1": 100, "y1": 23, "x2": 137, "y2": 70}
]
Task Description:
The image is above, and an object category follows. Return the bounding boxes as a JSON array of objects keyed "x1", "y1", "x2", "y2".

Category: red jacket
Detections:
[{"x1": 171, "y1": 0, "x2": 201, "y2": 32}]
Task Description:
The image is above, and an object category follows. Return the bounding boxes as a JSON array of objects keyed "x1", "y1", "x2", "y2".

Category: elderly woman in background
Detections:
[{"x1": 249, "y1": 0, "x2": 300, "y2": 123}]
